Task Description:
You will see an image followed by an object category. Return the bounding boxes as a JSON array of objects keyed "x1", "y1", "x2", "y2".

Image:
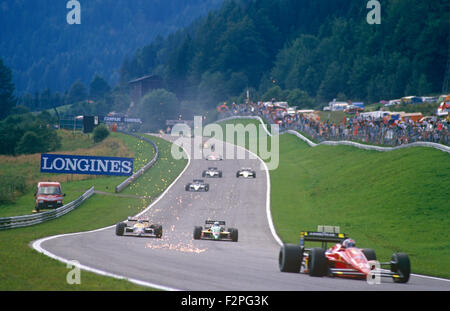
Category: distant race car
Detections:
[
  {"x1": 185, "y1": 179, "x2": 210, "y2": 192},
  {"x1": 279, "y1": 226, "x2": 411, "y2": 283},
  {"x1": 236, "y1": 168, "x2": 256, "y2": 178},
  {"x1": 200, "y1": 142, "x2": 215, "y2": 151},
  {"x1": 193, "y1": 220, "x2": 238, "y2": 242},
  {"x1": 202, "y1": 167, "x2": 223, "y2": 178},
  {"x1": 206, "y1": 154, "x2": 223, "y2": 161},
  {"x1": 115, "y1": 217, "x2": 163, "y2": 238}
]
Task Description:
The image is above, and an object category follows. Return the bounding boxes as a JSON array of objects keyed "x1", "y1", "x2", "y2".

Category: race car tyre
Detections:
[
  {"x1": 308, "y1": 248, "x2": 328, "y2": 277},
  {"x1": 219, "y1": 172, "x2": 222, "y2": 178},
  {"x1": 202, "y1": 172, "x2": 206, "y2": 178},
  {"x1": 236, "y1": 172, "x2": 240, "y2": 178},
  {"x1": 193, "y1": 226, "x2": 202, "y2": 240},
  {"x1": 391, "y1": 253, "x2": 410, "y2": 283},
  {"x1": 279, "y1": 244, "x2": 302, "y2": 273},
  {"x1": 229, "y1": 228, "x2": 238, "y2": 242},
  {"x1": 115, "y1": 222, "x2": 126, "y2": 236},
  {"x1": 185, "y1": 184, "x2": 190, "y2": 191},
  {"x1": 362, "y1": 248, "x2": 377, "y2": 261},
  {"x1": 205, "y1": 185, "x2": 209, "y2": 192},
  {"x1": 154, "y1": 225, "x2": 163, "y2": 238},
  {"x1": 252, "y1": 172, "x2": 256, "y2": 178}
]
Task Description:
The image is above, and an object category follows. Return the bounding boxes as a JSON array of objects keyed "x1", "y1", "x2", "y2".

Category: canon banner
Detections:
[{"x1": 40, "y1": 154, "x2": 134, "y2": 176}]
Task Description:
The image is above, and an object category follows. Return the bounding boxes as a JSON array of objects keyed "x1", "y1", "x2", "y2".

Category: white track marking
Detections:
[
  {"x1": 228, "y1": 117, "x2": 450, "y2": 283},
  {"x1": 32, "y1": 137, "x2": 191, "y2": 291}
]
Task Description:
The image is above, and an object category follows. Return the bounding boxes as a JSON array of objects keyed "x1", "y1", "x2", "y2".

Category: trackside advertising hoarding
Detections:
[{"x1": 40, "y1": 154, "x2": 134, "y2": 176}]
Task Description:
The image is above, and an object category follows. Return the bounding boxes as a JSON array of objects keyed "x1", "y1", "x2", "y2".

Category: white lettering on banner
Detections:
[
  {"x1": 41, "y1": 155, "x2": 133, "y2": 175},
  {"x1": 110, "y1": 161, "x2": 121, "y2": 173},
  {"x1": 54, "y1": 158, "x2": 65, "y2": 171},
  {"x1": 122, "y1": 161, "x2": 133, "y2": 174},
  {"x1": 65, "y1": 158, "x2": 77, "y2": 171},
  {"x1": 77, "y1": 159, "x2": 89, "y2": 172},
  {"x1": 97, "y1": 160, "x2": 109, "y2": 173},
  {"x1": 42, "y1": 157, "x2": 52, "y2": 170}
]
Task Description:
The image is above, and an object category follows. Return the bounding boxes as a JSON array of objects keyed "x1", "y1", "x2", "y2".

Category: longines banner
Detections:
[{"x1": 40, "y1": 154, "x2": 134, "y2": 176}]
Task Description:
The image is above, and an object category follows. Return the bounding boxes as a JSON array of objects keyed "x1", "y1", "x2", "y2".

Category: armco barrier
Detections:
[
  {"x1": 115, "y1": 131, "x2": 159, "y2": 193},
  {"x1": 0, "y1": 187, "x2": 94, "y2": 230},
  {"x1": 286, "y1": 130, "x2": 450, "y2": 154},
  {"x1": 216, "y1": 115, "x2": 450, "y2": 154}
]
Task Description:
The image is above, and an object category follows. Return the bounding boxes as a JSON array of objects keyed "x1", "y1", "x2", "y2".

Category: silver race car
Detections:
[
  {"x1": 185, "y1": 179, "x2": 210, "y2": 192},
  {"x1": 236, "y1": 168, "x2": 256, "y2": 178},
  {"x1": 193, "y1": 220, "x2": 238, "y2": 242},
  {"x1": 115, "y1": 217, "x2": 163, "y2": 238},
  {"x1": 202, "y1": 167, "x2": 223, "y2": 178}
]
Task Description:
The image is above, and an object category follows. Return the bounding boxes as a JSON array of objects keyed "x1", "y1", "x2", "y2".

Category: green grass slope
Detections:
[
  {"x1": 217, "y1": 118, "x2": 450, "y2": 278},
  {"x1": 0, "y1": 133, "x2": 187, "y2": 290}
]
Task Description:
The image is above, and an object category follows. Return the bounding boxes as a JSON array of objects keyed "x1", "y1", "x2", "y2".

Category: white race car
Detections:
[
  {"x1": 115, "y1": 218, "x2": 163, "y2": 238},
  {"x1": 185, "y1": 179, "x2": 210, "y2": 192},
  {"x1": 236, "y1": 168, "x2": 256, "y2": 178},
  {"x1": 202, "y1": 167, "x2": 223, "y2": 178}
]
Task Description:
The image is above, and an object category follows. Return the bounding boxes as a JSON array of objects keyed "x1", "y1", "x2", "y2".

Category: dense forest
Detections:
[
  {"x1": 122, "y1": 0, "x2": 449, "y2": 109},
  {"x1": 1, "y1": 0, "x2": 449, "y2": 132},
  {"x1": 0, "y1": 0, "x2": 223, "y2": 94}
]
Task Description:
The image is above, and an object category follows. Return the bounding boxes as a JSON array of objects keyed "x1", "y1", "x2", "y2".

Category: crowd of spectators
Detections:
[{"x1": 218, "y1": 101, "x2": 450, "y2": 146}]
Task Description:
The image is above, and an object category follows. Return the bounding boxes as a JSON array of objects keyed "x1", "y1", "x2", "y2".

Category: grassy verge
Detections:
[
  {"x1": 216, "y1": 118, "x2": 450, "y2": 278},
  {"x1": 0, "y1": 133, "x2": 187, "y2": 290},
  {"x1": 0, "y1": 130, "x2": 134, "y2": 216}
]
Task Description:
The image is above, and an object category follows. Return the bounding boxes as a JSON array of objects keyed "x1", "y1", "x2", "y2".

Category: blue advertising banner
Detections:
[{"x1": 40, "y1": 154, "x2": 134, "y2": 176}]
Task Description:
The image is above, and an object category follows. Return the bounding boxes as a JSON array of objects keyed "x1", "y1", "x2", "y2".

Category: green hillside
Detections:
[{"x1": 217, "y1": 118, "x2": 450, "y2": 278}]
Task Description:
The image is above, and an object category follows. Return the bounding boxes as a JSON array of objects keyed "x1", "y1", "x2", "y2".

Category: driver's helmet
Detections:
[
  {"x1": 342, "y1": 239, "x2": 356, "y2": 248},
  {"x1": 214, "y1": 221, "x2": 219, "y2": 226}
]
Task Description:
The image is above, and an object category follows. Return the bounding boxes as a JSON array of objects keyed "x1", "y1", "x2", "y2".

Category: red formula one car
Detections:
[{"x1": 279, "y1": 226, "x2": 411, "y2": 283}]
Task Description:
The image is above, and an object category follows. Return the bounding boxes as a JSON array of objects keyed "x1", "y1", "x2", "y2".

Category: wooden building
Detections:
[{"x1": 128, "y1": 75, "x2": 164, "y2": 104}]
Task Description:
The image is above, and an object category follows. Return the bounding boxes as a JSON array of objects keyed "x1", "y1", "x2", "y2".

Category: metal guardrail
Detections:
[
  {"x1": 216, "y1": 114, "x2": 450, "y2": 154},
  {"x1": 115, "y1": 131, "x2": 159, "y2": 193},
  {"x1": 0, "y1": 187, "x2": 95, "y2": 231},
  {"x1": 287, "y1": 130, "x2": 450, "y2": 153}
]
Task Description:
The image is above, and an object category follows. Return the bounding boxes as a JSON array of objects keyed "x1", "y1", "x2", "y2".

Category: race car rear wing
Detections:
[
  {"x1": 205, "y1": 220, "x2": 226, "y2": 226},
  {"x1": 299, "y1": 226, "x2": 348, "y2": 248},
  {"x1": 127, "y1": 217, "x2": 150, "y2": 222}
]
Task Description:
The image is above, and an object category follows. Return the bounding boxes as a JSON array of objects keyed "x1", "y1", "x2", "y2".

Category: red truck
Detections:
[{"x1": 34, "y1": 182, "x2": 65, "y2": 212}]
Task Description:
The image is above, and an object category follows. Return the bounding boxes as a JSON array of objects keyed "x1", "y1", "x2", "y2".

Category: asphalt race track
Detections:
[{"x1": 35, "y1": 135, "x2": 450, "y2": 291}]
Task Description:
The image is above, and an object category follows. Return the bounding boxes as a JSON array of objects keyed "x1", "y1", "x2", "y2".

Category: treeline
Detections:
[
  {"x1": 121, "y1": 0, "x2": 449, "y2": 108},
  {"x1": 1, "y1": 0, "x2": 223, "y2": 94}
]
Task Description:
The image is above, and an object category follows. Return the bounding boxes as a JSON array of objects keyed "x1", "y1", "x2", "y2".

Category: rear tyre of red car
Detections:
[
  {"x1": 362, "y1": 248, "x2": 377, "y2": 261},
  {"x1": 115, "y1": 222, "x2": 126, "y2": 236},
  {"x1": 193, "y1": 226, "x2": 202, "y2": 240},
  {"x1": 391, "y1": 253, "x2": 410, "y2": 283},
  {"x1": 279, "y1": 244, "x2": 302, "y2": 273},
  {"x1": 308, "y1": 248, "x2": 328, "y2": 277}
]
